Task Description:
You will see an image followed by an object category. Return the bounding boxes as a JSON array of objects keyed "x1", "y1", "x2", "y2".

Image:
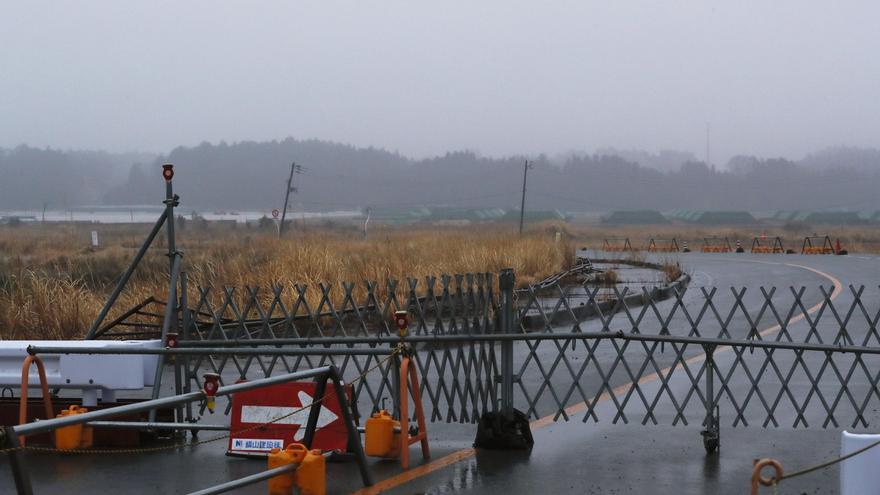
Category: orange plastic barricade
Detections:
[
  {"x1": 365, "y1": 311, "x2": 431, "y2": 470},
  {"x1": 399, "y1": 354, "x2": 430, "y2": 470}
]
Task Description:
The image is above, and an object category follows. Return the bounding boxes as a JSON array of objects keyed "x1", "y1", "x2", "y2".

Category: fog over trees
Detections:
[{"x1": 2, "y1": 139, "x2": 879, "y2": 212}]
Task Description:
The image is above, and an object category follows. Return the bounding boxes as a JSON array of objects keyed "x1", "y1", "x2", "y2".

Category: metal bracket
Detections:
[{"x1": 163, "y1": 194, "x2": 180, "y2": 207}]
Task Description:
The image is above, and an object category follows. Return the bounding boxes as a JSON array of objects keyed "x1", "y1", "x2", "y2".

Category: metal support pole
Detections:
[
  {"x1": 499, "y1": 268, "x2": 515, "y2": 419},
  {"x1": 391, "y1": 352, "x2": 401, "y2": 419},
  {"x1": 299, "y1": 368, "x2": 372, "y2": 486},
  {"x1": 164, "y1": 164, "x2": 177, "y2": 275},
  {"x1": 86, "y1": 421, "x2": 229, "y2": 431},
  {"x1": 705, "y1": 348, "x2": 714, "y2": 425},
  {"x1": 2, "y1": 426, "x2": 33, "y2": 495},
  {"x1": 173, "y1": 275, "x2": 185, "y2": 424},
  {"x1": 473, "y1": 268, "x2": 532, "y2": 450},
  {"x1": 27, "y1": 346, "x2": 394, "y2": 357},
  {"x1": 328, "y1": 367, "x2": 373, "y2": 487},
  {"x1": 301, "y1": 372, "x2": 329, "y2": 449},
  {"x1": 701, "y1": 344, "x2": 719, "y2": 454},
  {"x1": 84, "y1": 209, "x2": 168, "y2": 339},
  {"x1": 175, "y1": 331, "x2": 880, "y2": 355},
  {"x1": 181, "y1": 273, "x2": 194, "y2": 425},
  {"x1": 150, "y1": 253, "x2": 182, "y2": 421},
  {"x1": 186, "y1": 463, "x2": 299, "y2": 495}
]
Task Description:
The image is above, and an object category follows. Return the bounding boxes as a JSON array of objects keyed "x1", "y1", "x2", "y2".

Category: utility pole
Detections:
[
  {"x1": 518, "y1": 160, "x2": 533, "y2": 235},
  {"x1": 279, "y1": 162, "x2": 303, "y2": 237},
  {"x1": 705, "y1": 122, "x2": 711, "y2": 167},
  {"x1": 363, "y1": 207, "x2": 371, "y2": 239}
]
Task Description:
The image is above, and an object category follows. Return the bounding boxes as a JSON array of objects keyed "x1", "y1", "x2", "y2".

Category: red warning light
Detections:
[
  {"x1": 394, "y1": 311, "x2": 408, "y2": 331},
  {"x1": 203, "y1": 372, "x2": 220, "y2": 412},
  {"x1": 162, "y1": 164, "x2": 174, "y2": 181}
]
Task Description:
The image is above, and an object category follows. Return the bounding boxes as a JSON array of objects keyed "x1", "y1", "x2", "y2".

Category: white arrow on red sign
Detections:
[{"x1": 239, "y1": 390, "x2": 338, "y2": 441}]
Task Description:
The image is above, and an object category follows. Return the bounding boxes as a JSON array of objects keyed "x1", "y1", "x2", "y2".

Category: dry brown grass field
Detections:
[
  {"x1": 0, "y1": 221, "x2": 575, "y2": 340},
  {"x1": 1, "y1": 219, "x2": 876, "y2": 340}
]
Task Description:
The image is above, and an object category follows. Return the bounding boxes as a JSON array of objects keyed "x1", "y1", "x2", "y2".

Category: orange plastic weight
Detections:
[
  {"x1": 54, "y1": 406, "x2": 83, "y2": 450},
  {"x1": 365, "y1": 410, "x2": 400, "y2": 458},
  {"x1": 267, "y1": 443, "x2": 308, "y2": 495},
  {"x1": 297, "y1": 449, "x2": 326, "y2": 495}
]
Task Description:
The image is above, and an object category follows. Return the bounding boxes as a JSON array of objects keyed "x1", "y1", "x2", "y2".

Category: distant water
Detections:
[{"x1": 0, "y1": 208, "x2": 362, "y2": 224}]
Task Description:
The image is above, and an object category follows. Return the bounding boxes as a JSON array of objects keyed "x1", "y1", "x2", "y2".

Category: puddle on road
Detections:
[
  {"x1": 419, "y1": 450, "x2": 534, "y2": 494},
  {"x1": 418, "y1": 457, "x2": 480, "y2": 494}
]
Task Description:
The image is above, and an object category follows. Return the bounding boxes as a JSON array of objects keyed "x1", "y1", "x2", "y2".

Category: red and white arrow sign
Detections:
[
  {"x1": 228, "y1": 381, "x2": 352, "y2": 456},
  {"x1": 240, "y1": 390, "x2": 338, "y2": 441}
]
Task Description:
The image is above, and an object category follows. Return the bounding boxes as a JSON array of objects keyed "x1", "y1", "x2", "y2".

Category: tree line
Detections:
[{"x1": 2, "y1": 139, "x2": 879, "y2": 212}]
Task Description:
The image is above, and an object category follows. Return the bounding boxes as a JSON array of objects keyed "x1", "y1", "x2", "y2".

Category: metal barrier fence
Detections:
[
  {"x1": 157, "y1": 267, "x2": 880, "y2": 449},
  {"x1": 170, "y1": 268, "x2": 500, "y2": 423}
]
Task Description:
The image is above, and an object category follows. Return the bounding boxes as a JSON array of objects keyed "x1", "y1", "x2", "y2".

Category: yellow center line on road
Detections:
[{"x1": 352, "y1": 261, "x2": 843, "y2": 495}]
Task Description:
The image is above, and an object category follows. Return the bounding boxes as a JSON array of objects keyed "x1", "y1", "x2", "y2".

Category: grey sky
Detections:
[{"x1": 2, "y1": 1, "x2": 879, "y2": 165}]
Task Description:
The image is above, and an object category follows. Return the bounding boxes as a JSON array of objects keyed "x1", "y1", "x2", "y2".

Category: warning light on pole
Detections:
[
  {"x1": 203, "y1": 373, "x2": 220, "y2": 413},
  {"x1": 162, "y1": 164, "x2": 174, "y2": 182},
  {"x1": 394, "y1": 310, "x2": 408, "y2": 337}
]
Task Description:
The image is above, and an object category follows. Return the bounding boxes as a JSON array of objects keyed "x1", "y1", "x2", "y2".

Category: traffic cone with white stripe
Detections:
[
  {"x1": 682, "y1": 240, "x2": 691, "y2": 253},
  {"x1": 735, "y1": 239, "x2": 744, "y2": 253}
]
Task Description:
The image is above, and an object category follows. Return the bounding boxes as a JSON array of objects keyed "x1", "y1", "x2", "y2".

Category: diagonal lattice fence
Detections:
[{"x1": 169, "y1": 269, "x2": 880, "y2": 437}]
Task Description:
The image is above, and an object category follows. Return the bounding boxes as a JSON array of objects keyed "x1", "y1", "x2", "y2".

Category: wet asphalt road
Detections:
[{"x1": 3, "y1": 252, "x2": 880, "y2": 494}]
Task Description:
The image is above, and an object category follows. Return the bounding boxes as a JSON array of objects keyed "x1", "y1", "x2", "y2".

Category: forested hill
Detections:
[
  {"x1": 3, "y1": 139, "x2": 880, "y2": 212},
  {"x1": 0, "y1": 147, "x2": 154, "y2": 210}
]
